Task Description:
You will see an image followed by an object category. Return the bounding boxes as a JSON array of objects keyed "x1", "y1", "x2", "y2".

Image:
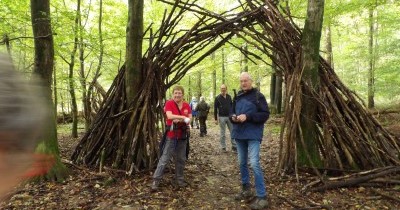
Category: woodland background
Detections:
[
  {"x1": 1, "y1": 0, "x2": 400, "y2": 209},
  {"x1": 1, "y1": 0, "x2": 399, "y2": 111}
]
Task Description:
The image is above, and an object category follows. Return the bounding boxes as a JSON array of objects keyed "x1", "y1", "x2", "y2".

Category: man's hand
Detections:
[
  {"x1": 232, "y1": 114, "x2": 246, "y2": 123},
  {"x1": 237, "y1": 114, "x2": 247, "y2": 123},
  {"x1": 231, "y1": 115, "x2": 239, "y2": 123}
]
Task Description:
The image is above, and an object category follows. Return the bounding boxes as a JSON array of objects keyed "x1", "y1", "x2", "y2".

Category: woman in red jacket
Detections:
[{"x1": 151, "y1": 85, "x2": 192, "y2": 191}]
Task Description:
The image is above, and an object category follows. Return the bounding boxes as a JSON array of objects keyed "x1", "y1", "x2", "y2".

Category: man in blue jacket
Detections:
[{"x1": 231, "y1": 72, "x2": 270, "y2": 210}]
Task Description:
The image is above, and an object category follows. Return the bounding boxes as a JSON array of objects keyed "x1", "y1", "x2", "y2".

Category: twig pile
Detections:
[{"x1": 240, "y1": 0, "x2": 400, "y2": 172}]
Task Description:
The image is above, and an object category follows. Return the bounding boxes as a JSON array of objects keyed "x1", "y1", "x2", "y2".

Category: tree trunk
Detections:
[
  {"x1": 270, "y1": 73, "x2": 277, "y2": 105},
  {"x1": 297, "y1": 0, "x2": 325, "y2": 167},
  {"x1": 78, "y1": 0, "x2": 89, "y2": 131},
  {"x1": 221, "y1": 46, "x2": 226, "y2": 84},
  {"x1": 197, "y1": 71, "x2": 202, "y2": 97},
  {"x1": 241, "y1": 43, "x2": 248, "y2": 72},
  {"x1": 325, "y1": 23, "x2": 333, "y2": 66},
  {"x1": 367, "y1": 6, "x2": 375, "y2": 109},
  {"x1": 188, "y1": 75, "x2": 192, "y2": 101},
  {"x1": 53, "y1": 65, "x2": 58, "y2": 119},
  {"x1": 85, "y1": 0, "x2": 104, "y2": 127},
  {"x1": 67, "y1": 0, "x2": 81, "y2": 138},
  {"x1": 30, "y1": 0, "x2": 67, "y2": 181},
  {"x1": 275, "y1": 74, "x2": 283, "y2": 114},
  {"x1": 212, "y1": 52, "x2": 216, "y2": 99},
  {"x1": 125, "y1": 0, "x2": 143, "y2": 102}
]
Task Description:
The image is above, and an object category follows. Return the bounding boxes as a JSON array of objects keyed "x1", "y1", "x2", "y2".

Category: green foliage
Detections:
[
  {"x1": 286, "y1": 0, "x2": 399, "y2": 107},
  {"x1": 0, "y1": 0, "x2": 398, "y2": 121},
  {"x1": 329, "y1": 1, "x2": 400, "y2": 105}
]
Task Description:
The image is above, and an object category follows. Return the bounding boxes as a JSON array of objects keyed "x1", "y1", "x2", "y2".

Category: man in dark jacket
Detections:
[
  {"x1": 231, "y1": 72, "x2": 270, "y2": 210},
  {"x1": 214, "y1": 84, "x2": 236, "y2": 152},
  {"x1": 196, "y1": 96, "x2": 210, "y2": 137}
]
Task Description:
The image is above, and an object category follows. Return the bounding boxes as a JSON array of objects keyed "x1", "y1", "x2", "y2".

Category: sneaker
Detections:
[
  {"x1": 150, "y1": 180, "x2": 160, "y2": 192},
  {"x1": 234, "y1": 188, "x2": 253, "y2": 201},
  {"x1": 249, "y1": 197, "x2": 268, "y2": 210}
]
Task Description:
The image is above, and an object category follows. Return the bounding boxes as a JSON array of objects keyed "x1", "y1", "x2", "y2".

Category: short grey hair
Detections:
[{"x1": 240, "y1": 72, "x2": 252, "y2": 81}]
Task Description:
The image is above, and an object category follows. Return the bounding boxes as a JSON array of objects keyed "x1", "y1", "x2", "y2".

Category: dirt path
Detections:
[
  {"x1": 147, "y1": 122, "x2": 277, "y2": 209},
  {"x1": 2, "y1": 119, "x2": 400, "y2": 209},
  {"x1": 176, "y1": 125, "x2": 244, "y2": 209}
]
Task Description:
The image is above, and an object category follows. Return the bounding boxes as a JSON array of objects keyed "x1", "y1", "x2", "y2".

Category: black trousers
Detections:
[{"x1": 198, "y1": 116, "x2": 207, "y2": 135}]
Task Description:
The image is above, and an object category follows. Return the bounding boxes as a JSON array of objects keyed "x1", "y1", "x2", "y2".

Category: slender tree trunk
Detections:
[
  {"x1": 197, "y1": 71, "x2": 202, "y2": 97},
  {"x1": 78, "y1": 0, "x2": 89, "y2": 130},
  {"x1": 68, "y1": 0, "x2": 81, "y2": 138},
  {"x1": 241, "y1": 43, "x2": 248, "y2": 72},
  {"x1": 125, "y1": 0, "x2": 143, "y2": 102},
  {"x1": 298, "y1": 0, "x2": 325, "y2": 167},
  {"x1": 367, "y1": 6, "x2": 375, "y2": 108},
  {"x1": 270, "y1": 73, "x2": 277, "y2": 105},
  {"x1": 53, "y1": 64, "x2": 58, "y2": 119},
  {"x1": 221, "y1": 46, "x2": 226, "y2": 84},
  {"x1": 275, "y1": 74, "x2": 283, "y2": 114},
  {"x1": 85, "y1": 0, "x2": 104, "y2": 124},
  {"x1": 188, "y1": 75, "x2": 192, "y2": 100},
  {"x1": 212, "y1": 52, "x2": 216, "y2": 99},
  {"x1": 325, "y1": 23, "x2": 333, "y2": 66},
  {"x1": 31, "y1": 0, "x2": 67, "y2": 180}
]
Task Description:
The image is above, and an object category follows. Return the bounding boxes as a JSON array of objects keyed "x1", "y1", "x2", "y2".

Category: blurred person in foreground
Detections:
[
  {"x1": 231, "y1": 72, "x2": 270, "y2": 210},
  {"x1": 151, "y1": 85, "x2": 191, "y2": 191},
  {"x1": 0, "y1": 53, "x2": 50, "y2": 199}
]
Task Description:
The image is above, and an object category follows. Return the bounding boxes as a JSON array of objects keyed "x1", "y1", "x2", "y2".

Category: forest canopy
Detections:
[{"x1": 0, "y1": 0, "x2": 398, "y2": 108}]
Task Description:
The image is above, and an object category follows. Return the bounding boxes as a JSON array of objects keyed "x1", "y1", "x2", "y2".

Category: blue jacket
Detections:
[{"x1": 230, "y1": 88, "x2": 270, "y2": 140}]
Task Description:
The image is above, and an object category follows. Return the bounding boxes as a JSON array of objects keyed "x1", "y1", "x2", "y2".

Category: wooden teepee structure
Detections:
[{"x1": 72, "y1": 0, "x2": 400, "y2": 175}]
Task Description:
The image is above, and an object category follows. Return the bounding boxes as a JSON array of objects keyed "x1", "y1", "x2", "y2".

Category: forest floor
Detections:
[{"x1": 1, "y1": 113, "x2": 400, "y2": 210}]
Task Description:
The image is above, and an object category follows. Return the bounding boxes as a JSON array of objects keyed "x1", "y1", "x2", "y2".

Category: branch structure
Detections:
[{"x1": 72, "y1": 0, "x2": 400, "y2": 178}]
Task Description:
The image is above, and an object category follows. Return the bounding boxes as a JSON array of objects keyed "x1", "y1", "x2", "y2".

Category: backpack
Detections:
[{"x1": 196, "y1": 101, "x2": 210, "y2": 117}]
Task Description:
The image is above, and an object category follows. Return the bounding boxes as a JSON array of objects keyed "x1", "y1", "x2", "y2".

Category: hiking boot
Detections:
[
  {"x1": 176, "y1": 181, "x2": 188, "y2": 188},
  {"x1": 234, "y1": 185, "x2": 253, "y2": 201},
  {"x1": 249, "y1": 197, "x2": 268, "y2": 210},
  {"x1": 173, "y1": 181, "x2": 188, "y2": 188},
  {"x1": 222, "y1": 148, "x2": 227, "y2": 153},
  {"x1": 150, "y1": 180, "x2": 160, "y2": 192}
]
